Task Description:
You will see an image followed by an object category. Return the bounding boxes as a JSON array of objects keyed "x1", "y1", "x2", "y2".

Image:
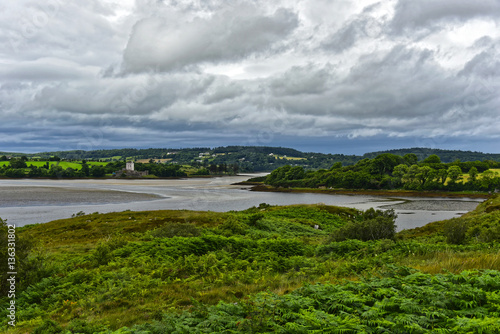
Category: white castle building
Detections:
[{"x1": 114, "y1": 160, "x2": 148, "y2": 177}]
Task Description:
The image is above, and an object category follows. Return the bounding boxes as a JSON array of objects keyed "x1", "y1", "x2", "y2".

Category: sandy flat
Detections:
[
  {"x1": 380, "y1": 199, "x2": 480, "y2": 211},
  {"x1": 0, "y1": 186, "x2": 160, "y2": 207}
]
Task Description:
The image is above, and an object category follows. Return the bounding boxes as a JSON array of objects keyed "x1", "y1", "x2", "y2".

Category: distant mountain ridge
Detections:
[{"x1": 26, "y1": 146, "x2": 500, "y2": 162}]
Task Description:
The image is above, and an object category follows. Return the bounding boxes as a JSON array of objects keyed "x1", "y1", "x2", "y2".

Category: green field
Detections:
[
  {"x1": 0, "y1": 161, "x2": 107, "y2": 170},
  {"x1": 456, "y1": 168, "x2": 500, "y2": 183},
  {"x1": 274, "y1": 155, "x2": 306, "y2": 160}
]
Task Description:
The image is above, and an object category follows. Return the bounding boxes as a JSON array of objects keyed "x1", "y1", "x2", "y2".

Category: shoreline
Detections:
[
  {"x1": 0, "y1": 174, "x2": 243, "y2": 181},
  {"x1": 246, "y1": 184, "x2": 491, "y2": 199}
]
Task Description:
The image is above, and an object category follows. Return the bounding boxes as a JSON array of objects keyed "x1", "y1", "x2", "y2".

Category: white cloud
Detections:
[
  {"x1": 391, "y1": 0, "x2": 500, "y2": 33},
  {"x1": 122, "y1": 3, "x2": 299, "y2": 72}
]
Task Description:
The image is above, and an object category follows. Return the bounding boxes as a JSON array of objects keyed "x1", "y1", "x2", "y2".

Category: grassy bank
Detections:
[
  {"x1": 1, "y1": 195, "x2": 500, "y2": 333},
  {"x1": 249, "y1": 184, "x2": 491, "y2": 198}
]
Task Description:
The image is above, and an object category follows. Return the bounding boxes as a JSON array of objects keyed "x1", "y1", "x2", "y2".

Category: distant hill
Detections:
[
  {"x1": 363, "y1": 148, "x2": 500, "y2": 163},
  {"x1": 31, "y1": 146, "x2": 360, "y2": 172},
  {"x1": 3, "y1": 146, "x2": 499, "y2": 172},
  {"x1": 0, "y1": 151, "x2": 27, "y2": 157}
]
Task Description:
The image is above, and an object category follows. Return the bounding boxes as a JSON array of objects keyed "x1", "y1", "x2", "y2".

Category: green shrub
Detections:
[
  {"x1": 33, "y1": 319, "x2": 64, "y2": 334},
  {"x1": 333, "y1": 215, "x2": 396, "y2": 241},
  {"x1": 444, "y1": 218, "x2": 469, "y2": 244},
  {"x1": 216, "y1": 217, "x2": 248, "y2": 236},
  {"x1": 246, "y1": 213, "x2": 264, "y2": 226},
  {"x1": 316, "y1": 239, "x2": 367, "y2": 257},
  {"x1": 67, "y1": 318, "x2": 109, "y2": 334},
  {"x1": 0, "y1": 218, "x2": 52, "y2": 295},
  {"x1": 149, "y1": 222, "x2": 201, "y2": 238}
]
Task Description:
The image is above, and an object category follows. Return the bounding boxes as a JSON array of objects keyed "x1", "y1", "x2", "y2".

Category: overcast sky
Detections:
[{"x1": 1, "y1": 0, "x2": 499, "y2": 154}]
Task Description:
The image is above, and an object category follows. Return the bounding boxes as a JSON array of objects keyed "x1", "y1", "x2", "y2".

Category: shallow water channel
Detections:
[{"x1": 0, "y1": 175, "x2": 483, "y2": 231}]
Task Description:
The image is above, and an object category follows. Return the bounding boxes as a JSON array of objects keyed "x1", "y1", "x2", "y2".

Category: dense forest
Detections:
[
  {"x1": 265, "y1": 153, "x2": 500, "y2": 192},
  {"x1": 2, "y1": 195, "x2": 500, "y2": 333}
]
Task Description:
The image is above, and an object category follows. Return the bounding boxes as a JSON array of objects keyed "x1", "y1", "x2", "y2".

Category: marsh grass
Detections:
[{"x1": 409, "y1": 251, "x2": 500, "y2": 274}]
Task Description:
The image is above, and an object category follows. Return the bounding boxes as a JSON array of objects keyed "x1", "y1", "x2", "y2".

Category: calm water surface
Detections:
[{"x1": 0, "y1": 175, "x2": 483, "y2": 231}]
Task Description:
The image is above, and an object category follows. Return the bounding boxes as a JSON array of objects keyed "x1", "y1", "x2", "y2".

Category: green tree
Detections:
[
  {"x1": 81, "y1": 161, "x2": 90, "y2": 177},
  {"x1": 468, "y1": 166, "x2": 479, "y2": 183},
  {"x1": 480, "y1": 170, "x2": 495, "y2": 190},
  {"x1": 49, "y1": 165, "x2": 64, "y2": 178},
  {"x1": 9, "y1": 159, "x2": 27, "y2": 169},
  {"x1": 370, "y1": 154, "x2": 404, "y2": 175},
  {"x1": 403, "y1": 153, "x2": 418, "y2": 165},
  {"x1": 231, "y1": 163, "x2": 239, "y2": 174},
  {"x1": 393, "y1": 164, "x2": 408, "y2": 179},
  {"x1": 266, "y1": 165, "x2": 292, "y2": 186},
  {"x1": 447, "y1": 166, "x2": 462, "y2": 183},
  {"x1": 209, "y1": 164, "x2": 217, "y2": 174},
  {"x1": 5, "y1": 168, "x2": 26, "y2": 178},
  {"x1": 28, "y1": 166, "x2": 44, "y2": 177},
  {"x1": 330, "y1": 162, "x2": 342, "y2": 170},
  {"x1": 285, "y1": 166, "x2": 305, "y2": 180},
  {"x1": 392, "y1": 164, "x2": 409, "y2": 187},
  {"x1": 416, "y1": 166, "x2": 433, "y2": 185},
  {"x1": 437, "y1": 169, "x2": 448, "y2": 185},
  {"x1": 422, "y1": 154, "x2": 441, "y2": 164},
  {"x1": 402, "y1": 165, "x2": 420, "y2": 187}
]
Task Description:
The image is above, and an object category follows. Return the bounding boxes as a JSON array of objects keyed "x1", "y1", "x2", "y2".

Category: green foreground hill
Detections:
[{"x1": 2, "y1": 195, "x2": 500, "y2": 333}]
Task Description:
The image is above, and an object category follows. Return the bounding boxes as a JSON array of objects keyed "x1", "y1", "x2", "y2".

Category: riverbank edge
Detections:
[{"x1": 241, "y1": 183, "x2": 491, "y2": 199}]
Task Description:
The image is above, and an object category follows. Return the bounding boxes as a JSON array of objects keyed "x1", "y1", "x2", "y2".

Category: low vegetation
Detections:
[{"x1": 1, "y1": 194, "x2": 500, "y2": 333}]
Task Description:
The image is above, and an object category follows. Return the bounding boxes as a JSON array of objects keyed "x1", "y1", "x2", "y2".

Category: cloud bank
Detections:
[{"x1": 1, "y1": 0, "x2": 499, "y2": 154}]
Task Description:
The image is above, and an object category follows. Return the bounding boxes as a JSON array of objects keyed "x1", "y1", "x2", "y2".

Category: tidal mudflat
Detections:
[{"x1": 0, "y1": 176, "x2": 484, "y2": 230}]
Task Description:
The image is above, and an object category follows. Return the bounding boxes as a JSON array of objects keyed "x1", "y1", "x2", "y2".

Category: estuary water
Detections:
[{"x1": 0, "y1": 175, "x2": 483, "y2": 231}]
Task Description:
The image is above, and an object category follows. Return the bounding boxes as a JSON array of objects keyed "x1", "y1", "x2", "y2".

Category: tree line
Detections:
[
  {"x1": 265, "y1": 153, "x2": 500, "y2": 192},
  {"x1": 0, "y1": 160, "x2": 188, "y2": 178},
  {"x1": 363, "y1": 148, "x2": 500, "y2": 163}
]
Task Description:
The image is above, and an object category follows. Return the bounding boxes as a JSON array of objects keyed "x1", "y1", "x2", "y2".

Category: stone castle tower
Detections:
[{"x1": 126, "y1": 161, "x2": 135, "y2": 171}]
